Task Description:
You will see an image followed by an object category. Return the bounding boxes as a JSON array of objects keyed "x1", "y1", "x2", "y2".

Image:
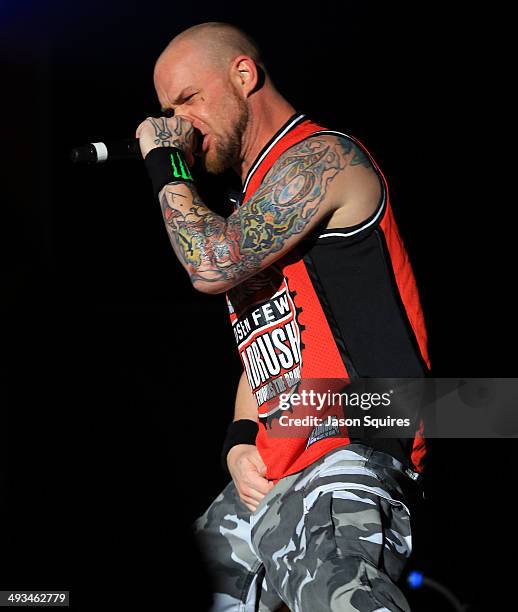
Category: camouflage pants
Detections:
[{"x1": 194, "y1": 444, "x2": 416, "y2": 611}]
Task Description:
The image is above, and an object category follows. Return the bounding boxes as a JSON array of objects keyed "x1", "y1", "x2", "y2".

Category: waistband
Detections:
[
  {"x1": 346, "y1": 444, "x2": 422, "y2": 482},
  {"x1": 300, "y1": 443, "x2": 423, "y2": 502}
]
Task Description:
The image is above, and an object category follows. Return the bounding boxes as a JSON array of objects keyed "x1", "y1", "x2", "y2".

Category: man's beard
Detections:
[{"x1": 204, "y1": 93, "x2": 248, "y2": 175}]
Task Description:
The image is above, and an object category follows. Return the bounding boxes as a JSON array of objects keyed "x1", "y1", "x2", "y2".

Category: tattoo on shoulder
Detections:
[
  {"x1": 337, "y1": 136, "x2": 372, "y2": 168},
  {"x1": 230, "y1": 137, "x2": 345, "y2": 257},
  {"x1": 158, "y1": 135, "x2": 369, "y2": 287}
]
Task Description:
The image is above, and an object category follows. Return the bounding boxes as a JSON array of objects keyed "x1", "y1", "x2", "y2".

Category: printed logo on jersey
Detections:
[{"x1": 227, "y1": 271, "x2": 303, "y2": 425}]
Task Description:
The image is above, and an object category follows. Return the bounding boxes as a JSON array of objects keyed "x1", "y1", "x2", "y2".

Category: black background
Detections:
[{"x1": 1, "y1": 1, "x2": 514, "y2": 610}]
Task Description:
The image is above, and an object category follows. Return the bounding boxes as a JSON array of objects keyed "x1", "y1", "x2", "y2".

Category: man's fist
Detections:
[
  {"x1": 227, "y1": 444, "x2": 274, "y2": 512},
  {"x1": 135, "y1": 115, "x2": 196, "y2": 165}
]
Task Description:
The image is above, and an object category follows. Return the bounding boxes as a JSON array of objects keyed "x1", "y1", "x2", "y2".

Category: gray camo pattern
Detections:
[{"x1": 194, "y1": 444, "x2": 414, "y2": 611}]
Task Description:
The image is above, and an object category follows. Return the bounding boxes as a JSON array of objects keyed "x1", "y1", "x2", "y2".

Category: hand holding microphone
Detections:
[
  {"x1": 70, "y1": 115, "x2": 200, "y2": 165},
  {"x1": 70, "y1": 115, "x2": 200, "y2": 200}
]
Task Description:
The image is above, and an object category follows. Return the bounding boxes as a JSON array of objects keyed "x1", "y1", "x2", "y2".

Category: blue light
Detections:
[{"x1": 407, "y1": 570, "x2": 424, "y2": 589}]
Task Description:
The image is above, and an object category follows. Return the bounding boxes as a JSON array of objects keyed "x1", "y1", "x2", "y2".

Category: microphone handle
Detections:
[{"x1": 70, "y1": 139, "x2": 142, "y2": 163}]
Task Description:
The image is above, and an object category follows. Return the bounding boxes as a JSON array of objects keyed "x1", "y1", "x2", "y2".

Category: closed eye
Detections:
[{"x1": 161, "y1": 92, "x2": 198, "y2": 116}]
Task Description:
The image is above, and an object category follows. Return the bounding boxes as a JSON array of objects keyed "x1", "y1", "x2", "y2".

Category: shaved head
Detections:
[{"x1": 156, "y1": 22, "x2": 264, "y2": 74}]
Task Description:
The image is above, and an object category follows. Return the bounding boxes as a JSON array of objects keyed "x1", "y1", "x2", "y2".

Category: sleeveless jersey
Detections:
[{"x1": 226, "y1": 113, "x2": 430, "y2": 482}]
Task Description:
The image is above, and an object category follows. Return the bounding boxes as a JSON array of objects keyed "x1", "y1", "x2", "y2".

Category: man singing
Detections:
[{"x1": 136, "y1": 21, "x2": 429, "y2": 612}]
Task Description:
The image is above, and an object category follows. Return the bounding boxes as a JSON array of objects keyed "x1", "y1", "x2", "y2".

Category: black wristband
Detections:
[
  {"x1": 143, "y1": 146, "x2": 193, "y2": 198},
  {"x1": 221, "y1": 419, "x2": 259, "y2": 475}
]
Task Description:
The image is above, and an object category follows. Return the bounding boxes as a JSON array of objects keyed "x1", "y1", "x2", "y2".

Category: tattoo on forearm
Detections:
[{"x1": 159, "y1": 136, "x2": 372, "y2": 287}]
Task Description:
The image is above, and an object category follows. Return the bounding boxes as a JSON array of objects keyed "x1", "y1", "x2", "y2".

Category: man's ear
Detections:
[{"x1": 230, "y1": 55, "x2": 260, "y2": 97}]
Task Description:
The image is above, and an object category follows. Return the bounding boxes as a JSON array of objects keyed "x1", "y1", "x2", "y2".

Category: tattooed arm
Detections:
[{"x1": 158, "y1": 134, "x2": 376, "y2": 293}]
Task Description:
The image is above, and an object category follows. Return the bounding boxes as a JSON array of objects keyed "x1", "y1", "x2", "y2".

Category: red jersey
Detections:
[{"x1": 226, "y1": 113, "x2": 430, "y2": 482}]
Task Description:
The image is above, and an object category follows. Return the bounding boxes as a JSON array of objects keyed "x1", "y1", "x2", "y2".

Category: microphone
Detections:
[{"x1": 70, "y1": 139, "x2": 141, "y2": 164}]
